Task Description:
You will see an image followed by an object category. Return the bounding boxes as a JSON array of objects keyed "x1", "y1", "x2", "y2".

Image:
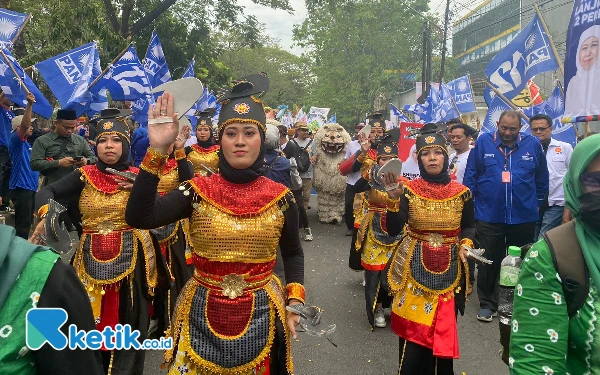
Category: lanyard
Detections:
[
  {"x1": 498, "y1": 146, "x2": 516, "y2": 170},
  {"x1": 494, "y1": 132, "x2": 520, "y2": 170}
]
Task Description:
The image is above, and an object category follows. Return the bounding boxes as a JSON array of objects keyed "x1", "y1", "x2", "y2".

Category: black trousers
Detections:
[
  {"x1": 11, "y1": 187, "x2": 35, "y2": 239},
  {"x1": 292, "y1": 188, "x2": 309, "y2": 229},
  {"x1": 0, "y1": 146, "x2": 10, "y2": 208},
  {"x1": 475, "y1": 220, "x2": 536, "y2": 311},
  {"x1": 344, "y1": 183, "x2": 357, "y2": 230},
  {"x1": 398, "y1": 338, "x2": 454, "y2": 375}
]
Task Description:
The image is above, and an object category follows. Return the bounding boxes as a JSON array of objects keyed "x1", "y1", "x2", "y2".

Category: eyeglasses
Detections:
[
  {"x1": 530, "y1": 127, "x2": 550, "y2": 133},
  {"x1": 580, "y1": 171, "x2": 600, "y2": 189}
]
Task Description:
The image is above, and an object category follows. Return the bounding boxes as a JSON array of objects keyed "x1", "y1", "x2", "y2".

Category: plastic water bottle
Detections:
[{"x1": 498, "y1": 245, "x2": 522, "y2": 363}]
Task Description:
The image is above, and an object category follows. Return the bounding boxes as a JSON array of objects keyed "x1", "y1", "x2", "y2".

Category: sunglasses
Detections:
[
  {"x1": 531, "y1": 127, "x2": 551, "y2": 133},
  {"x1": 580, "y1": 171, "x2": 600, "y2": 189}
]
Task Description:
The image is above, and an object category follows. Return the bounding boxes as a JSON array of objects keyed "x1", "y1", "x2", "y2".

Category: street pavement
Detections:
[{"x1": 142, "y1": 196, "x2": 509, "y2": 375}]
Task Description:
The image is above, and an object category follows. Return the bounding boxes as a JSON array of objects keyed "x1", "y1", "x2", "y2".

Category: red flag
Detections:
[
  {"x1": 399, "y1": 122, "x2": 424, "y2": 161},
  {"x1": 527, "y1": 80, "x2": 543, "y2": 105}
]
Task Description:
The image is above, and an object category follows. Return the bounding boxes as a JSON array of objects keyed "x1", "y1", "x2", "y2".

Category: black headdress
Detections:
[
  {"x1": 367, "y1": 111, "x2": 386, "y2": 131},
  {"x1": 217, "y1": 73, "x2": 269, "y2": 133},
  {"x1": 415, "y1": 123, "x2": 448, "y2": 155},
  {"x1": 376, "y1": 128, "x2": 400, "y2": 160},
  {"x1": 94, "y1": 108, "x2": 132, "y2": 173}
]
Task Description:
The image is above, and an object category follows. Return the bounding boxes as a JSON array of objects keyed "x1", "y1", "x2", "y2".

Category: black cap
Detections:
[
  {"x1": 376, "y1": 128, "x2": 400, "y2": 160},
  {"x1": 368, "y1": 111, "x2": 386, "y2": 130},
  {"x1": 195, "y1": 108, "x2": 216, "y2": 129},
  {"x1": 97, "y1": 108, "x2": 133, "y2": 119},
  {"x1": 416, "y1": 123, "x2": 447, "y2": 154},
  {"x1": 217, "y1": 73, "x2": 269, "y2": 132},
  {"x1": 56, "y1": 109, "x2": 77, "y2": 121},
  {"x1": 95, "y1": 118, "x2": 131, "y2": 143}
]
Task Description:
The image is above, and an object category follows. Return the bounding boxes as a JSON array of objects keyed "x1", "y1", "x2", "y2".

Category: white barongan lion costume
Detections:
[{"x1": 312, "y1": 123, "x2": 352, "y2": 224}]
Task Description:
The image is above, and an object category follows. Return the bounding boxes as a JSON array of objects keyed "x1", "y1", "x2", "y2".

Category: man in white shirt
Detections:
[
  {"x1": 342, "y1": 123, "x2": 364, "y2": 236},
  {"x1": 530, "y1": 114, "x2": 573, "y2": 240},
  {"x1": 447, "y1": 122, "x2": 476, "y2": 295},
  {"x1": 448, "y1": 123, "x2": 476, "y2": 183}
]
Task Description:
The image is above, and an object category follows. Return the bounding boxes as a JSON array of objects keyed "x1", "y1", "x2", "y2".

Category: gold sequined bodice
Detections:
[
  {"x1": 404, "y1": 181, "x2": 469, "y2": 232},
  {"x1": 79, "y1": 179, "x2": 130, "y2": 232},
  {"x1": 188, "y1": 145, "x2": 220, "y2": 176},
  {"x1": 157, "y1": 166, "x2": 180, "y2": 193},
  {"x1": 189, "y1": 201, "x2": 285, "y2": 263}
]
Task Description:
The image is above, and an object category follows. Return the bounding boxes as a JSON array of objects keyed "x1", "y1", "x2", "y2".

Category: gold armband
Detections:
[
  {"x1": 37, "y1": 204, "x2": 49, "y2": 219},
  {"x1": 387, "y1": 197, "x2": 400, "y2": 212},
  {"x1": 286, "y1": 282, "x2": 306, "y2": 304},
  {"x1": 174, "y1": 147, "x2": 186, "y2": 161},
  {"x1": 460, "y1": 238, "x2": 474, "y2": 248},
  {"x1": 357, "y1": 152, "x2": 366, "y2": 163},
  {"x1": 139, "y1": 147, "x2": 168, "y2": 175}
]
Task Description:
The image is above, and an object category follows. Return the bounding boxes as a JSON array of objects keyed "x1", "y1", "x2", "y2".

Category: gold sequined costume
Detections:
[
  {"x1": 186, "y1": 144, "x2": 220, "y2": 176},
  {"x1": 386, "y1": 178, "x2": 474, "y2": 359}
]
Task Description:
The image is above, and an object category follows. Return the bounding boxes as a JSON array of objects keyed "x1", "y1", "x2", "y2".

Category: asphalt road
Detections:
[{"x1": 142, "y1": 195, "x2": 509, "y2": 375}]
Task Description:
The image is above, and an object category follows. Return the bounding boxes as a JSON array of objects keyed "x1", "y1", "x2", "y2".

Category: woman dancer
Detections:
[
  {"x1": 31, "y1": 110, "x2": 163, "y2": 374},
  {"x1": 384, "y1": 123, "x2": 475, "y2": 374},
  {"x1": 185, "y1": 109, "x2": 219, "y2": 176},
  {"x1": 126, "y1": 75, "x2": 304, "y2": 374},
  {"x1": 149, "y1": 128, "x2": 195, "y2": 337},
  {"x1": 353, "y1": 129, "x2": 403, "y2": 329}
]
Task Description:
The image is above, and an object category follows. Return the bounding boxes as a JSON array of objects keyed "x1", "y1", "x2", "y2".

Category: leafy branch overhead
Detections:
[{"x1": 100, "y1": 0, "x2": 293, "y2": 39}]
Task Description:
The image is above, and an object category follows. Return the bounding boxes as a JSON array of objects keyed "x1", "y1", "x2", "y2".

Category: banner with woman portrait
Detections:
[{"x1": 564, "y1": 0, "x2": 600, "y2": 119}]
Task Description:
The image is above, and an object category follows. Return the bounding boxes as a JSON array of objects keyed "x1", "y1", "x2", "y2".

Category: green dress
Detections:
[{"x1": 509, "y1": 239, "x2": 600, "y2": 374}]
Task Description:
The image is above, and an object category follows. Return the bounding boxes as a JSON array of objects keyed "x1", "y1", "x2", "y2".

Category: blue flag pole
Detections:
[
  {"x1": 10, "y1": 13, "x2": 31, "y2": 48},
  {"x1": 0, "y1": 48, "x2": 30, "y2": 95},
  {"x1": 533, "y1": 3, "x2": 564, "y2": 77},
  {"x1": 86, "y1": 42, "x2": 133, "y2": 91}
]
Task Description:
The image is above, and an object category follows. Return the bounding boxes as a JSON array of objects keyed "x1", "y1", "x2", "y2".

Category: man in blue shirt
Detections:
[
  {"x1": 8, "y1": 94, "x2": 39, "y2": 239},
  {"x1": 130, "y1": 125, "x2": 149, "y2": 167},
  {"x1": 0, "y1": 93, "x2": 15, "y2": 211},
  {"x1": 464, "y1": 110, "x2": 549, "y2": 322},
  {"x1": 8, "y1": 93, "x2": 38, "y2": 238}
]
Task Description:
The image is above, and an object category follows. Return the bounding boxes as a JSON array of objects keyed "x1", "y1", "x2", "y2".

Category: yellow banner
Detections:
[{"x1": 511, "y1": 87, "x2": 534, "y2": 108}]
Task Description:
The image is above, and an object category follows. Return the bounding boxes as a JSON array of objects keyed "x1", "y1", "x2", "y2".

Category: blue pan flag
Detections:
[
  {"x1": 485, "y1": 13, "x2": 559, "y2": 104},
  {"x1": 0, "y1": 48, "x2": 53, "y2": 118}
]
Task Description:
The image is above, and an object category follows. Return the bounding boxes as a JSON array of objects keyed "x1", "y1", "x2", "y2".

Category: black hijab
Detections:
[
  {"x1": 217, "y1": 125, "x2": 266, "y2": 184},
  {"x1": 417, "y1": 147, "x2": 451, "y2": 184},
  {"x1": 196, "y1": 130, "x2": 216, "y2": 149}
]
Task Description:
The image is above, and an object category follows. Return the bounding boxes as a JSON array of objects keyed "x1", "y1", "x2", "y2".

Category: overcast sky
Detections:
[{"x1": 237, "y1": 0, "x2": 463, "y2": 55}]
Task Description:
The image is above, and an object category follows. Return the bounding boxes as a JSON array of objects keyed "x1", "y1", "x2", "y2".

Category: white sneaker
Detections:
[
  {"x1": 303, "y1": 228, "x2": 313, "y2": 241},
  {"x1": 374, "y1": 308, "x2": 386, "y2": 328}
]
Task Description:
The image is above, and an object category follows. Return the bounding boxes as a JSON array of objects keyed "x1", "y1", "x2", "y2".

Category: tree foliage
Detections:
[
  {"x1": 219, "y1": 43, "x2": 312, "y2": 107},
  {"x1": 294, "y1": 0, "x2": 438, "y2": 126}
]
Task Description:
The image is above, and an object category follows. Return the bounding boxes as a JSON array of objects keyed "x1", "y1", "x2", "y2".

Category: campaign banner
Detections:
[
  {"x1": 399, "y1": 122, "x2": 423, "y2": 180},
  {"x1": 485, "y1": 13, "x2": 559, "y2": 103},
  {"x1": 564, "y1": 0, "x2": 600, "y2": 119}
]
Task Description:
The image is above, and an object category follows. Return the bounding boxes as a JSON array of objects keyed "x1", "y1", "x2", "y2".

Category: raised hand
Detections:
[
  {"x1": 383, "y1": 171, "x2": 404, "y2": 199},
  {"x1": 147, "y1": 92, "x2": 179, "y2": 154},
  {"x1": 359, "y1": 132, "x2": 370, "y2": 153}
]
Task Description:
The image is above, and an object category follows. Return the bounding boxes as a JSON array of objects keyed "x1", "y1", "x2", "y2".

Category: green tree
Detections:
[
  {"x1": 219, "y1": 44, "x2": 312, "y2": 107},
  {"x1": 294, "y1": 0, "x2": 436, "y2": 125}
]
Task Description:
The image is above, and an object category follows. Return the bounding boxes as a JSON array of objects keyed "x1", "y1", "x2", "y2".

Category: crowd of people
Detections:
[{"x1": 0, "y1": 72, "x2": 599, "y2": 375}]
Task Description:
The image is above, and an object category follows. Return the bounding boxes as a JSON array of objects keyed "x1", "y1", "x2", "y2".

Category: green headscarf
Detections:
[{"x1": 564, "y1": 134, "x2": 600, "y2": 291}]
